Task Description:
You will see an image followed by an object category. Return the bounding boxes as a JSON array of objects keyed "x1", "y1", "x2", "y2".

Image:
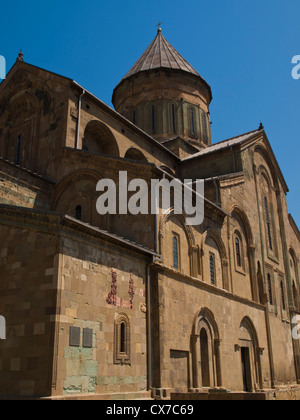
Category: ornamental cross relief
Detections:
[{"x1": 106, "y1": 269, "x2": 135, "y2": 310}]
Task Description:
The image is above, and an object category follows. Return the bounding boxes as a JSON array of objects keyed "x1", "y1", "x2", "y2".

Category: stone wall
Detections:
[
  {"x1": 49, "y1": 228, "x2": 151, "y2": 397},
  {"x1": 0, "y1": 224, "x2": 58, "y2": 397}
]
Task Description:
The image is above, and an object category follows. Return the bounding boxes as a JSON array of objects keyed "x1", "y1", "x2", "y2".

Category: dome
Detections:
[{"x1": 112, "y1": 29, "x2": 213, "y2": 149}]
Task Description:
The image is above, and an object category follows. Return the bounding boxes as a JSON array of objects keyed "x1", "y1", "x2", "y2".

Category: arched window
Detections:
[
  {"x1": 173, "y1": 236, "x2": 179, "y2": 270},
  {"x1": 152, "y1": 105, "x2": 155, "y2": 132},
  {"x1": 16, "y1": 135, "x2": 22, "y2": 165},
  {"x1": 120, "y1": 322, "x2": 126, "y2": 353},
  {"x1": 290, "y1": 250, "x2": 299, "y2": 309},
  {"x1": 293, "y1": 282, "x2": 299, "y2": 309},
  {"x1": 114, "y1": 314, "x2": 130, "y2": 365},
  {"x1": 200, "y1": 328, "x2": 210, "y2": 387},
  {"x1": 267, "y1": 273, "x2": 273, "y2": 305},
  {"x1": 201, "y1": 112, "x2": 208, "y2": 142},
  {"x1": 264, "y1": 196, "x2": 273, "y2": 251},
  {"x1": 235, "y1": 237, "x2": 242, "y2": 267},
  {"x1": 210, "y1": 254, "x2": 215, "y2": 285},
  {"x1": 75, "y1": 205, "x2": 82, "y2": 221},
  {"x1": 191, "y1": 108, "x2": 195, "y2": 135},
  {"x1": 171, "y1": 103, "x2": 176, "y2": 133},
  {"x1": 281, "y1": 281, "x2": 286, "y2": 311}
]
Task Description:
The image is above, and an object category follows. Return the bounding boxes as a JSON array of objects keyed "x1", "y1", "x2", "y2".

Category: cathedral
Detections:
[{"x1": 0, "y1": 27, "x2": 299, "y2": 400}]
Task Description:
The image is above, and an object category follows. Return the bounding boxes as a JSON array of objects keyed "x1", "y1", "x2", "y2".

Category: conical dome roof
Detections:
[{"x1": 122, "y1": 28, "x2": 201, "y2": 80}]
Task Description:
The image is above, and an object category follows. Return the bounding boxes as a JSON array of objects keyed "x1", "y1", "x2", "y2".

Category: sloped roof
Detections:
[
  {"x1": 123, "y1": 28, "x2": 201, "y2": 80},
  {"x1": 182, "y1": 128, "x2": 263, "y2": 161}
]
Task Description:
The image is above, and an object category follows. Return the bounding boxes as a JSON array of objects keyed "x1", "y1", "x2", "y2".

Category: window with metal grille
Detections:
[
  {"x1": 210, "y1": 254, "x2": 215, "y2": 285},
  {"x1": 268, "y1": 273, "x2": 273, "y2": 305},
  {"x1": 235, "y1": 237, "x2": 242, "y2": 267},
  {"x1": 264, "y1": 196, "x2": 273, "y2": 251},
  {"x1": 173, "y1": 236, "x2": 179, "y2": 270}
]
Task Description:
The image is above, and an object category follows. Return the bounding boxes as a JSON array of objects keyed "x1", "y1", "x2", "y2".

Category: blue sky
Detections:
[{"x1": 0, "y1": 0, "x2": 299, "y2": 226}]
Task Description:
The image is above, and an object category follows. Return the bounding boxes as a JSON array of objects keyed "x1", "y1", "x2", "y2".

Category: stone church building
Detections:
[{"x1": 0, "y1": 28, "x2": 299, "y2": 400}]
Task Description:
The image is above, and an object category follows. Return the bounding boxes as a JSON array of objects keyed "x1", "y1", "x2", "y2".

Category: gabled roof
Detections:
[
  {"x1": 181, "y1": 127, "x2": 289, "y2": 193},
  {"x1": 0, "y1": 59, "x2": 180, "y2": 163},
  {"x1": 122, "y1": 28, "x2": 202, "y2": 80},
  {"x1": 182, "y1": 128, "x2": 263, "y2": 161}
]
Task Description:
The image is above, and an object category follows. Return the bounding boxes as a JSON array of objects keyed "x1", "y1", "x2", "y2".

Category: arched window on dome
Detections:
[
  {"x1": 171, "y1": 103, "x2": 176, "y2": 133},
  {"x1": 190, "y1": 108, "x2": 195, "y2": 136},
  {"x1": 201, "y1": 112, "x2": 208, "y2": 143},
  {"x1": 152, "y1": 105, "x2": 156, "y2": 133}
]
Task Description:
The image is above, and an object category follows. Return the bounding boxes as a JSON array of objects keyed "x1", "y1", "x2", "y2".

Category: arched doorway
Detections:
[
  {"x1": 191, "y1": 308, "x2": 222, "y2": 390},
  {"x1": 239, "y1": 317, "x2": 262, "y2": 392},
  {"x1": 200, "y1": 328, "x2": 211, "y2": 387}
]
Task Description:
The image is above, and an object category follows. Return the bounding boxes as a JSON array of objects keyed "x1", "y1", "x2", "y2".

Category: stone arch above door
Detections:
[{"x1": 191, "y1": 307, "x2": 222, "y2": 390}]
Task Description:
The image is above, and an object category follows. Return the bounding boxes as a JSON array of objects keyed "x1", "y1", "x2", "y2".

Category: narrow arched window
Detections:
[
  {"x1": 191, "y1": 108, "x2": 195, "y2": 135},
  {"x1": 210, "y1": 254, "x2": 215, "y2": 285},
  {"x1": 264, "y1": 196, "x2": 273, "y2": 251},
  {"x1": 173, "y1": 236, "x2": 179, "y2": 270},
  {"x1": 120, "y1": 322, "x2": 126, "y2": 353},
  {"x1": 268, "y1": 273, "x2": 273, "y2": 305},
  {"x1": 235, "y1": 237, "x2": 242, "y2": 267},
  {"x1": 75, "y1": 205, "x2": 82, "y2": 221},
  {"x1": 293, "y1": 282, "x2": 299, "y2": 309},
  {"x1": 171, "y1": 103, "x2": 176, "y2": 132},
  {"x1": 114, "y1": 314, "x2": 130, "y2": 365},
  {"x1": 202, "y1": 112, "x2": 208, "y2": 142},
  {"x1": 16, "y1": 135, "x2": 22, "y2": 165},
  {"x1": 281, "y1": 281, "x2": 286, "y2": 311},
  {"x1": 200, "y1": 328, "x2": 210, "y2": 387},
  {"x1": 152, "y1": 105, "x2": 155, "y2": 132}
]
